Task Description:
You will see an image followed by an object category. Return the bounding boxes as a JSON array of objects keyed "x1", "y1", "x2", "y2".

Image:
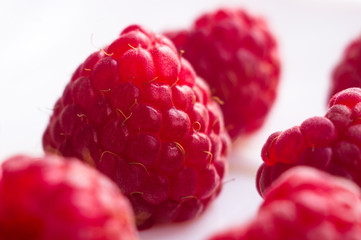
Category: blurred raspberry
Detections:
[
  {"x1": 330, "y1": 34, "x2": 361, "y2": 99},
  {"x1": 42, "y1": 25, "x2": 230, "y2": 229},
  {"x1": 165, "y1": 8, "x2": 281, "y2": 140},
  {"x1": 0, "y1": 154, "x2": 137, "y2": 240},
  {"x1": 209, "y1": 167, "x2": 361, "y2": 240},
  {"x1": 257, "y1": 88, "x2": 361, "y2": 197}
]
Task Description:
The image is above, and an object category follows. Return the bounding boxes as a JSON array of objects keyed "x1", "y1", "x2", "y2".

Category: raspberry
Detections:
[
  {"x1": 329, "y1": 34, "x2": 361, "y2": 99},
  {"x1": 0, "y1": 154, "x2": 137, "y2": 240},
  {"x1": 257, "y1": 87, "x2": 361, "y2": 197},
  {"x1": 42, "y1": 25, "x2": 230, "y2": 229},
  {"x1": 165, "y1": 8, "x2": 281, "y2": 140},
  {"x1": 209, "y1": 167, "x2": 361, "y2": 240}
]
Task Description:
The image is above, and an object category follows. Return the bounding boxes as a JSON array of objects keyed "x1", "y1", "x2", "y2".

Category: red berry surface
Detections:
[
  {"x1": 42, "y1": 25, "x2": 230, "y2": 229},
  {"x1": 0, "y1": 154, "x2": 137, "y2": 240},
  {"x1": 330, "y1": 34, "x2": 361, "y2": 99},
  {"x1": 209, "y1": 167, "x2": 361, "y2": 240},
  {"x1": 257, "y1": 87, "x2": 361, "y2": 197},
  {"x1": 165, "y1": 8, "x2": 281, "y2": 140}
]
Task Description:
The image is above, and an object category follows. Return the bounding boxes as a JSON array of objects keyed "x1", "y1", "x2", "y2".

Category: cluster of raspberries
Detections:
[
  {"x1": 3, "y1": 4, "x2": 361, "y2": 240},
  {"x1": 207, "y1": 26, "x2": 361, "y2": 239}
]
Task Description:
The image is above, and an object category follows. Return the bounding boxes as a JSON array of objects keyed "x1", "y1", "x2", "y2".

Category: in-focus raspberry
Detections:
[
  {"x1": 42, "y1": 25, "x2": 230, "y2": 229},
  {"x1": 329, "y1": 34, "x2": 361, "y2": 99},
  {"x1": 209, "y1": 167, "x2": 361, "y2": 240},
  {"x1": 0, "y1": 154, "x2": 137, "y2": 240},
  {"x1": 165, "y1": 8, "x2": 281, "y2": 141},
  {"x1": 257, "y1": 87, "x2": 361, "y2": 197}
]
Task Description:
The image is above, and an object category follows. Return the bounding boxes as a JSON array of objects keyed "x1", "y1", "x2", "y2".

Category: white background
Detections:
[{"x1": 1, "y1": 0, "x2": 361, "y2": 239}]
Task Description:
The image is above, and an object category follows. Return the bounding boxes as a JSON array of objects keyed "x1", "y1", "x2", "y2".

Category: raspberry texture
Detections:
[
  {"x1": 257, "y1": 87, "x2": 361, "y2": 197},
  {"x1": 0, "y1": 154, "x2": 137, "y2": 240},
  {"x1": 42, "y1": 25, "x2": 230, "y2": 229},
  {"x1": 209, "y1": 167, "x2": 361, "y2": 240},
  {"x1": 165, "y1": 8, "x2": 280, "y2": 140},
  {"x1": 329, "y1": 34, "x2": 361, "y2": 99}
]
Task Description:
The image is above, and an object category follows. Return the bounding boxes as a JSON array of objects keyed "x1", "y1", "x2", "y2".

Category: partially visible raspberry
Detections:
[
  {"x1": 42, "y1": 25, "x2": 230, "y2": 229},
  {"x1": 329, "y1": 34, "x2": 361, "y2": 99},
  {"x1": 0, "y1": 154, "x2": 137, "y2": 240},
  {"x1": 209, "y1": 167, "x2": 361, "y2": 240},
  {"x1": 257, "y1": 87, "x2": 361, "y2": 197},
  {"x1": 165, "y1": 8, "x2": 281, "y2": 140}
]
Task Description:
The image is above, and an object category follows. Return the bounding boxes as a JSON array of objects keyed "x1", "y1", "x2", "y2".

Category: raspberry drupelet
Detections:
[
  {"x1": 257, "y1": 87, "x2": 361, "y2": 197},
  {"x1": 42, "y1": 25, "x2": 230, "y2": 229},
  {"x1": 165, "y1": 8, "x2": 281, "y2": 141},
  {"x1": 0, "y1": 154, "x2": 138, "y2": 240},
  {"x1": 209, "y1": 167, "x2": 361, "y2": 240}
]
